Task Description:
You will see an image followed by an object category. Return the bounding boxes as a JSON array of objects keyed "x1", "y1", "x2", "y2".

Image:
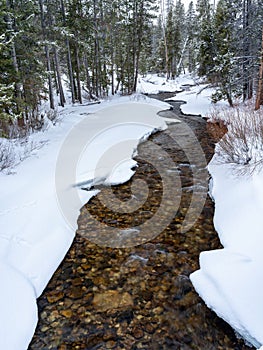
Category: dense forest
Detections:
[{"x1": 1, "y1": 0, "x2": 263, "y2": 137}]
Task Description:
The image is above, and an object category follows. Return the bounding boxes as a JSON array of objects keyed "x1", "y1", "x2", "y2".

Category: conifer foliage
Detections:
[
  {"x1": 1, "y1": 0, "x2": 263, "y2": 137},
  {"x1": 0, "y1": 0, "x2": 157, "y2": 136}
]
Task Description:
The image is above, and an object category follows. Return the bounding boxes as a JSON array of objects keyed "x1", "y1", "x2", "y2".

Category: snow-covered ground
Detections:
[
  {"x1": 0, "y1": 94, "x2": 171, "y2": 350},
  {"x1": 137, "y1": 73, "x2": 195, "y2": 94},
  {"x1": 166, "y1": 84, "x2": 228, "y2": 115},
  {"x1": 138, "y1": 73, "x2": 227, "y2": 115}
]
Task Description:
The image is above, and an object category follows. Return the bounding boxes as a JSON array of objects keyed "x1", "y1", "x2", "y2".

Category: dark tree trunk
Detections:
[
  {"x1": 54, "y1": 46, "x2": 65, "y2": 107},
  {"x1": 93, "y1": 0, "x2": 100, "y2": 97},
  {"x1": 5, "y1": 0, "x2": 23, "y2": 118},
  {"x1": 255, "y1": 27, "x2": 263, "y2": 110},
  {"x1": 39, "y1": 0, "x2": 54, "y2": 110},
  {"x1": 75, "y1": 44, "x2": 82, "y2": 104},
  {"x1": 60, "y1": 0, "x2": 75, "y2": 104},
  {"x1": 83, "y1": 54, "x2": 92, "y2": 100},
  {"x1": 242, "y1": 0, "x2": 252, "y2": 101}
]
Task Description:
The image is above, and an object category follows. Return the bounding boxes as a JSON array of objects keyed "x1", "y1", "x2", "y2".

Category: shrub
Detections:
[
  {"x1": 208, "y1": 104, "x2": 263, "y2": 175},
  {"x1": 0, "y1": 140, "x2": 15, "y2": 171}
]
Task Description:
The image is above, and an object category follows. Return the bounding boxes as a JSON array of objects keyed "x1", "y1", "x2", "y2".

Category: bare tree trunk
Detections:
[
  {"x1": 66, "y1": 38, "x2": 75, "y2": 104},
  {"x1": 133, "y1": 0, "x2": 144, "y2": 93},
  {"x1": 111, "y1": 45, "x2": 115, "y2": 95},
  {"x1": 242, "y1": 0, "x2": 252, "y2": 101},
  {"x1": 177, "y1": 37, "x2": 189, "y2": 75},
  {"x1": 99, "y1": 0, "x2": 107, "y2": 96},
  {"x1": 83, "y1": 54, "x2": 92, "y2": 100},
  {"x1": 39, "y1": 0, "x2": 54, "y2": 110},
  {"x1": 5, "y1": 0, "x2": 23, "y2": 119},
  {"x1": 60, "y1": 0, "x2": 75, "y2": 104},
  {"x1": 75, "y1": 43, "x2": 82, "y2": 104},
  {"x1": 255, "y1": 27, "x2": 263, "y2": 110},
  {"x1": 160, "y1": 0, "x2": 169, "y2": 80},
  {"x1": 46, "y1": 46, "x2": 55, "y2": 109},
  {"x1": 53, "y1": 46, "x2": 65, "y2": 107},
  {"x1": 93, "y1": 0, "x2": 99, "y2": 97},
  {"x1": 52, "y1": 56, "x2": 59, "y2": 94}
]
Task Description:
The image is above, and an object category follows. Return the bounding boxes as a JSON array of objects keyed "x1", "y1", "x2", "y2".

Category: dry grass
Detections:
[
  {"x1": 208, "y1": 104, "x2": 263, "y2": 176},
  {"x1": 0, "y1": 140, "x2": 15, "y2": 171},
  {"x1": 0, "y1": 137, "x2": 48, "y2": 173}
]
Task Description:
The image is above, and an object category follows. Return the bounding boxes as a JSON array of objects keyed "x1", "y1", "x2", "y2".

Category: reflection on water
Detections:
[{"x1": 29, "y1": 94, "x2": 251, "y2": 350}]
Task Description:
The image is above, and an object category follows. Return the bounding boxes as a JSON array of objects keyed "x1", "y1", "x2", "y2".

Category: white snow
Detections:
[
  {"x1": 137, "y1": 73, "x2": 192, "y2": 94},
  {"x1": 166, "y1": 84, "x2": 228, "y2": 115},
  {"x1": 138, "y1": 74, "x2": 228, "y2": 116},
  {"x1": 191, "y1": 154, "x2": 263, "y2": 349},
  {"x1": 0, "y1": 95, "x2": 171, "y2": 349},
  {"x1": 0, "y1": 261, "x2": 37, "y2": 349}
]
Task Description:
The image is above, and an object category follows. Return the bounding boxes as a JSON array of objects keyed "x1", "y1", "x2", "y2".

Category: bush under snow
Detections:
[{"x1": 209, "y1": 104, "x2": 263, "y2": 176}]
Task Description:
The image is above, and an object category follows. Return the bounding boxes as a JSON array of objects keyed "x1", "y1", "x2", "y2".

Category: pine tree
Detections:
[
  {"x1": 185, "y1": 1, "x2": 198, "y2": 73},
  {"x1": 1, "y1": 0, "x2": 46, "y2": 132},
  {"x1": 196, "y1": 0, "x2": 215, "y2": 77},
  {"x1": 211, "y1": 0, "x2": 239, "y2": 106},
  {"x1": 173, "y1": 0, "x2": 185, "y2": 76},
  {"x1": 255, "y1": 26, "x2": 263, "y2": 110},
  {"x1": 165, "y1": 5, "x2": 174, "y2": 79}
]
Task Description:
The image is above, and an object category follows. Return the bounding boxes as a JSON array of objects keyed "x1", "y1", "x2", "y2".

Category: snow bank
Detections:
[
  {"x1": 191, "y1": 159, "x2": 263, "y2": 349},
  {"x1": 166, "y1": 84, "x2": 228, "y2": 116},
  {"x1": 137, "y1": 73, "x2": 195, "y2": 94},
  {"x1": 0, "y1": 261, "x2": 37, "y2": 350},
  {"x1": 185, "y1": 94, "x2": 263, "y2": 349},
  {"x1": 138, "y1": 74, "x2": 228, "y2": 116},
  {"x1": 0, "y1": 95, "x2": 171, "y2": 349}
]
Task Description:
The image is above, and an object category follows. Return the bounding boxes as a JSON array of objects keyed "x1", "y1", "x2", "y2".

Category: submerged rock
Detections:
[{"x1": 92, "y1": 290, "x2": 133, "y2": 312}]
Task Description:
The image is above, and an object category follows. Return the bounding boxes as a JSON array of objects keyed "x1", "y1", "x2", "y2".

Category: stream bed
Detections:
[{"x1": 29, "y1": 94, "x2": 252, "y2": 350}]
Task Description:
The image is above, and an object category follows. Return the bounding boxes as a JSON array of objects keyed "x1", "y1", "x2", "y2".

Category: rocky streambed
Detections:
[{"x1": 29, "y1": 94, "x2": 251, "y2": 350}]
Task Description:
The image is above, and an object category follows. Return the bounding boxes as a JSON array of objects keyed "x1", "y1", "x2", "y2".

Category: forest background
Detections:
[{"x1": 1, "y1": 0, "x2": 263, "y2": 137}]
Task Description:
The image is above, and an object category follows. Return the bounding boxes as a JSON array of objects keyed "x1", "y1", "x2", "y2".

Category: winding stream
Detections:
[{"x1": 29, "y1": 94, "x2": 251, "y2": 350}]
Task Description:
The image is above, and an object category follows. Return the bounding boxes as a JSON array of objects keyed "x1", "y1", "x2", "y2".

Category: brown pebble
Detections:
[
  {"x1": 82, "y1": 264, "x2": 90, "y2": 270},
  {"x1": 40, "y1": 326, "x2": 49, "y2": 333},
  {"x1": 106, "y1": 340, "x2": 116, "y2": 349},
  {"x1": 47, "y1": 291, "x2": 64, "y2": 303},
  {"x1": 132, "y1": 326, "x2": 144, "y2": 339},
  {"x1": 103, "y1": 329, "x2": 116, "y2": 341},
  {"x1": 61, "y1": 310, "x2": 73, "y2": 318},
  {"x1": 58, "y1": 345, "x2": 67, "y2": 350},
  {"x1": 72, "y1": 277, "x2": 83, "y2": 286},
  {"x1": 92, "y1": 290, "x2": 133, "y2": 312},
  {"x1": 153, "y1": 306, "x2": 163, "y2": 315},
  {"x1": 144, "y1": 323, "x2": 155, "y2": 334},
  {"x1": 68, "y1": 287, "x2": 84, "y2": 299}
]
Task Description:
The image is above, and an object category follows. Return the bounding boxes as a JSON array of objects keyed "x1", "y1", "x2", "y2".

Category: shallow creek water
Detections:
[{"x1": 29, "y1": 93, "x2": 252, "y2": 350}]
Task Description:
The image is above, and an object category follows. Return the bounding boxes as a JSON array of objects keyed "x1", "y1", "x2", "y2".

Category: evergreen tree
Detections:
[
  {"x1": 173, "y1": 0, "x2": 185, "y2": 76},
  {"x1": 185, "y1": 1, "x2": 198, "y2": 73},
  {"x1": 196, "y1": 0, "x2": 215, "y2": 77},
  {"x1": 7, "y1": 0, "x2": 263, "y2": 134},
  {"x1": 209, "y1": 0, "x2": 263, "y2": 105},
  {"x1": 211, "y1": 0, "x2": 239, "y2": 106}
]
